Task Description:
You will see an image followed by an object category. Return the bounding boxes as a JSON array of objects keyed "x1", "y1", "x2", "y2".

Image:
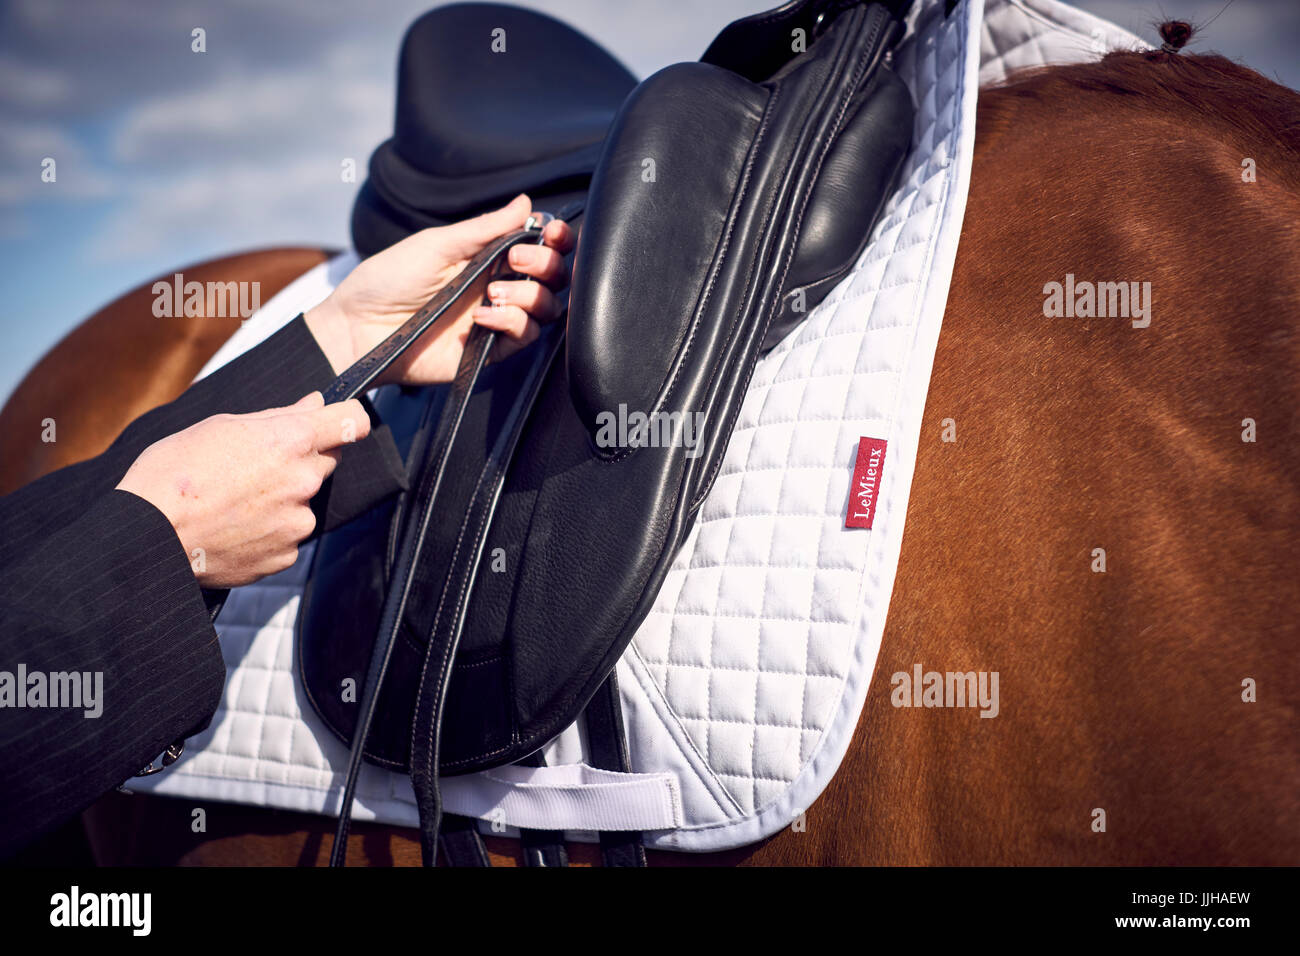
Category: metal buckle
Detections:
[
  {"x1": 133, "y1": 739, "x2": 185, "y2": 777},
  {"x1": 524, "y1": 211, "x2": 555, "y2": 233},
  {"x1": 813, "y1": 11, "x2": 827, "y2": 37}
]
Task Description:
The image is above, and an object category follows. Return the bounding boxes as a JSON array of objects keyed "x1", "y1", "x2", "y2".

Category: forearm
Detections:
[
  {"x1": 1, "y1": 315, "x2": 407, "y2": 553},
  {"x1": 0, "y1": 490, "x2": 223, "y2": 857}
]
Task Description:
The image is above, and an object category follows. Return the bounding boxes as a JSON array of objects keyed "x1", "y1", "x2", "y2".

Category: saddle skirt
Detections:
[{"x1": 129, "y1": 0, "x2": 1144, "y2": 853}]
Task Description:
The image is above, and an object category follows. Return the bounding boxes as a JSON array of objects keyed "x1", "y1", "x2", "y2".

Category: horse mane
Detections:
[{"x1": 980, "y1": 22, "x2": 1300, "y2": 189}]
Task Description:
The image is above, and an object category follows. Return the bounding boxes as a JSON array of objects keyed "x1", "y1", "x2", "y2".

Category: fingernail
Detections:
[
  {"x1": 508, "y1": 246, "x2": 531, "y2": 266},
  {"x1": 487, "y1": 283, "x2": 506, "y2": 302}
]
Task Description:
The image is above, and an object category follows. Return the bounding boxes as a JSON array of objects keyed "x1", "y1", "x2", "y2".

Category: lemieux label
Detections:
[{"x1": 845, "y1": 437, "x2": 887, "y2": 529}]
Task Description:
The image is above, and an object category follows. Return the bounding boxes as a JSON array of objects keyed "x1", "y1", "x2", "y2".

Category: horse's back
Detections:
[
  {"x1": 0, "y1": 247, "x2": 332, "y2": 494},
  {"x1": 746, "y1": 55, "x2": 1300, "y2": 866}
]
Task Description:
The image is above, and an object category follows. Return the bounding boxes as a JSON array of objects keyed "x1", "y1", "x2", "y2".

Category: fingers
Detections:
[
  {"x1": 247, "y1": 391, "x2": 325, "y2": 419},
  {"x1": 414, "y1": 197, "x2": 574, "y2": 265},
  {"x1": 541, "y1": 218, "x2": 576, "y2": 255},
  {"x1": 505, "y1": 242, "x2": 568, "y2": 288},
  {"x1": 316, "y1": 447, "x2": 342, "y2": 481},
  {"x1": 472, "y1": 306, "x2": 540, "y2": 349},
  {"x1": 436, "y1": 193, "x2": 533, "y2": 258},
  {"x1": 482, "y1": 279, "x2": 563, "y2": 324},
  {"x1": 305, "y1": 398, "x2": 372, "y2": 452}
]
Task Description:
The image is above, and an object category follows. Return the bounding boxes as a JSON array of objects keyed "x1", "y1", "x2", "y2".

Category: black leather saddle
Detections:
[{"x1": 296, "y1": 0, "x2": 914, "y2": 866}]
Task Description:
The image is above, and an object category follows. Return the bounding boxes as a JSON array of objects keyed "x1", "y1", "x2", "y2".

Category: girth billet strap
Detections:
[
  {"x1": 515, "y1": 751, "x2": 570, "y2": 868},
  {"x1": 438, "y1": 814, "x2": 492, "y2": 867},
  {"x1": 440, "y1": 677, "x2": 646, "y2": 868}
]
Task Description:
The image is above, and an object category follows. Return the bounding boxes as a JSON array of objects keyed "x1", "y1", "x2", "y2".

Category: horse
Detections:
[{"x1": 4, "y1": 33, "x2": 1297, "y2": 866}]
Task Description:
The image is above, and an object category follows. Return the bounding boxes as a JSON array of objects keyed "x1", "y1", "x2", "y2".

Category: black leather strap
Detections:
[
  {"x1": 405, "y1": 319, "x2": 563, "y2": 865},
  {"x1": 324, "y1": 208, "x2": 581, "y2": 866},
  {"x1": 397, "y1": 213, "x2": 582, "y2": 866},
  {"x1": 520, "y1": 828, "x2": 570, "y2": 867},
  {"x1": 516, "y1": 751, "x2": 570, "y2": 867},
  {"x1": 322, "y1": 218, "x2": 550, "y2": 405},
  {"x1": 585, "y1": 671, "x2": 647, "y2": 867},
  {"x1": 328, "y1": 318, "x2": 495, "y2": 867},
  {"x1": 438, "y1": 814, "x2": 492, "y2": 867},
  {"x1": 326, "y1": 234, "x2": 534, "y2": 866}
]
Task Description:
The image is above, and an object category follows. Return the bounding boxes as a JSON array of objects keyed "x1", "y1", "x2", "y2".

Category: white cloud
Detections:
[
  {"x1": 111, "y1": 59, "x2": 388, "y2": 165},
  {"x1": 0, "y1": 55, "x2": 73, "y2": 109},
  {"x1": 0, "y1": 119, "x2": 114, "y2": 204},
  {"x1": 83, "y1": 154, "x2": 354, "y2": 262}
]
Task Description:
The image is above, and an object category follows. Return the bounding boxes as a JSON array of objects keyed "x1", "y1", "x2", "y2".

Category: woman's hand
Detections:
[{"x1": 304, "y1": 194, "x2": 573, "y2": 386}]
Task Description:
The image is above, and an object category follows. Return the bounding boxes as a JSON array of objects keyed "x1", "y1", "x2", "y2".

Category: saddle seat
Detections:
[{"x1": 351, "y1": 2, "x2": 638, "y2": 256}]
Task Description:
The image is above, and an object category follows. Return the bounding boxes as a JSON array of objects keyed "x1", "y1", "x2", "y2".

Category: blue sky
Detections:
[{"x1": 2, "y1": 0, "x2": 1297, "y2": 406}]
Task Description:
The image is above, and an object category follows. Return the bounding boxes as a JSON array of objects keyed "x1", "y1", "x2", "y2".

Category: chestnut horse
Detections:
[{"x1": 4, "y1": 43, "x2": 1297, "y2": 865}]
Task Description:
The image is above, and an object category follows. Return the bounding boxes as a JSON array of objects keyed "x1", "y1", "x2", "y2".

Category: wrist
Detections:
[
  {"x1": 303, "y1": 297, "x2": 355, "y2": 375},
  {"x1": 115, "y1": 480, "x2": 202, "y2": 581}
]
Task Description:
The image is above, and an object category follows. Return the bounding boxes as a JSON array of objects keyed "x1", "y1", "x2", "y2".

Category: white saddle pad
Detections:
[{"x1": 130, "y1": 0, "x2": 1143, "y2": 853}]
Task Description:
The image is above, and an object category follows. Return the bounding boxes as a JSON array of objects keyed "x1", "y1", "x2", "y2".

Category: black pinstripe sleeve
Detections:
[{"x1": 0, "y1": 314, "x2": 407, "y2": 857}]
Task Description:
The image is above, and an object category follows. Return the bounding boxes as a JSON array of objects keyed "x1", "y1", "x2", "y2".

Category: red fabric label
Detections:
[{"x1": 845, "y1": 437, "x2": 887, "y2": 529}]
